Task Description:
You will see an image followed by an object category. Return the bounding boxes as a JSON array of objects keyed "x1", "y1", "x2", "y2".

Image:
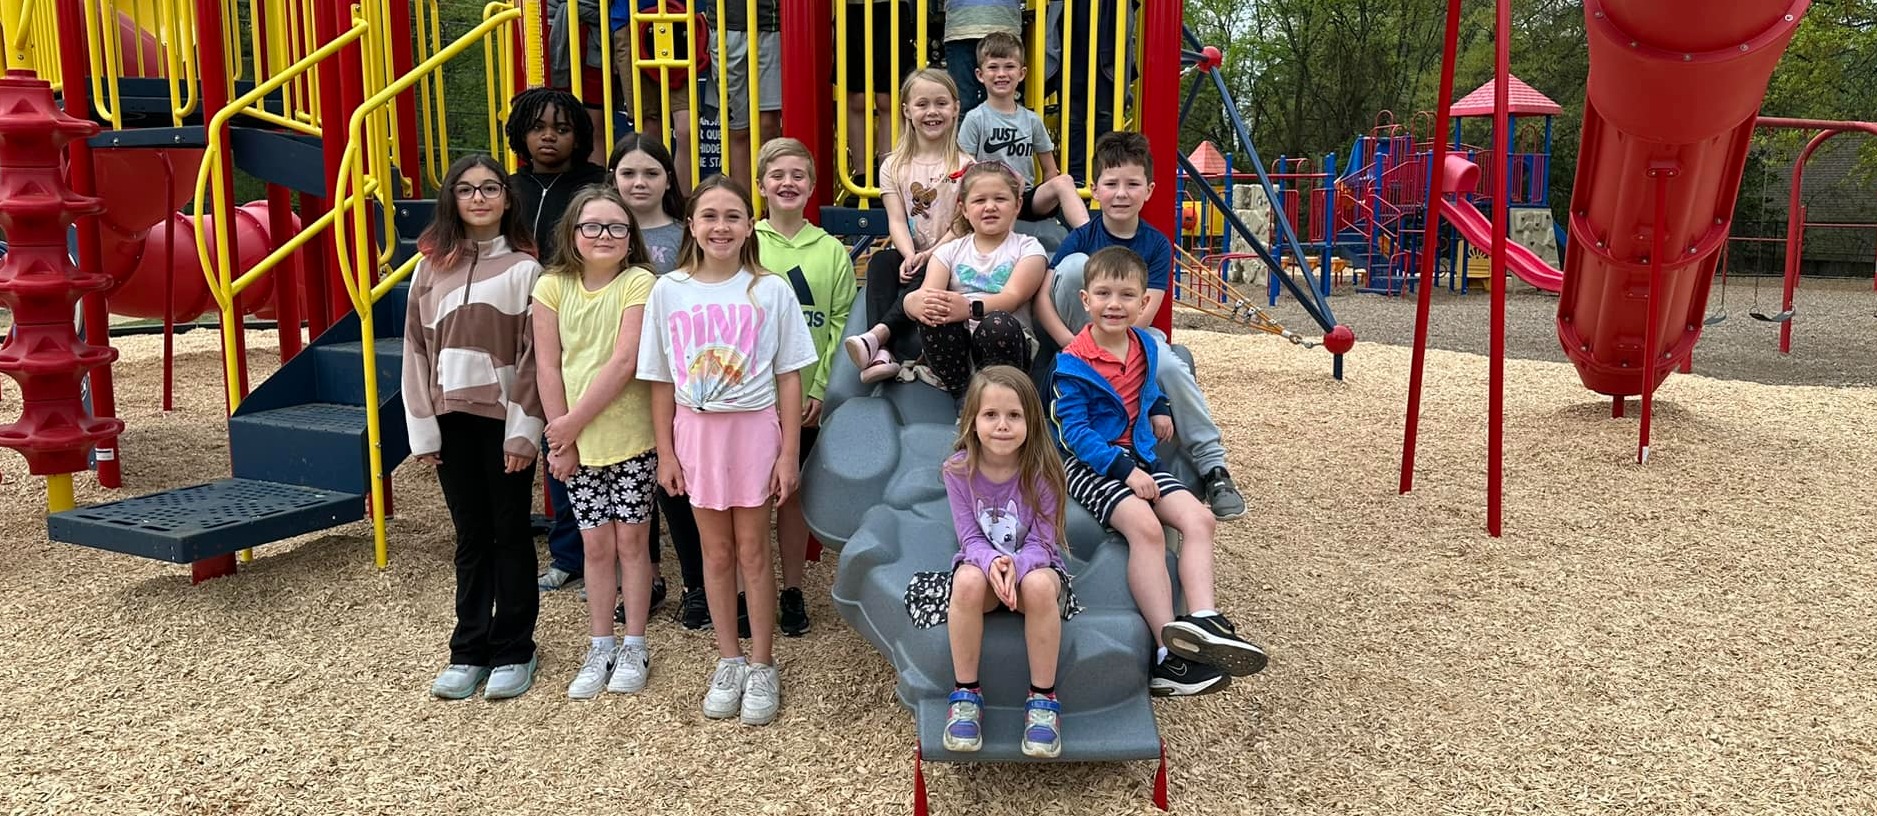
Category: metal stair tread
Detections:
[
  {"x1": 47, "y1": 478, "x2": 364, "y2": 563},
  {"x1": 233, "y1": 402, "x2": 370, "y2": 432},
  {"x1": 316, "y1": 337, "x2": 404, "y2": 357}
]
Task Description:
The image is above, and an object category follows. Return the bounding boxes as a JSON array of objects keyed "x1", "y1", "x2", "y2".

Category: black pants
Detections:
[
  {"x1": 919, "y1": 311, "x2": 1031, "y2": 397},
  {"x1": 436, "y1": 413, "x2": 539, "y2": 667},
  {"x1": 864, "y1": 247, "x2": 927, "y2": 360},
  {"x1": 652, "y1": 486, "x2": 704, "y2": 590}
]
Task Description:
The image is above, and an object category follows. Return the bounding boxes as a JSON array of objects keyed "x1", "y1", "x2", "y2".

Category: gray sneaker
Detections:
[
  {"x1": 1202, "y1": 467, "x2": 1248, "y2": 520},
  {"x1": 430, "y1": 664, "x2": 489, "y2": 700},
  {"x1": 538, "y1": 566, "x2": 581, "y2": 592},
  {"x1": 740, "y1": 663, "x2": 780, "y2": 726},
  {"x1": 483, "y1": 655, "x2": 538, "y2": 700},
  {"x1": 566, "y1": 645, "x2": 614, "y2": 700},
  {"x1": 702, "y1": 659, "x2": 750, "y2": 719},
  {"x1": 607, "y1": 643, "x2": 650, "y2": 694}
]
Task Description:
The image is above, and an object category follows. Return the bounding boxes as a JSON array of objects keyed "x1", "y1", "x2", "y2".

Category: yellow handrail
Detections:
[{"x1": 331, "y1": 1, "x2": 523, "y2": 570}]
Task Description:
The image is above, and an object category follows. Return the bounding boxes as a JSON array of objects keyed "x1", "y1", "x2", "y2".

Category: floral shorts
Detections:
[
  {"x1": 904, "y1": 564, "x2": 1082, "y2": 629},
  {"x1": 565, "y1": 449, "x2": 658, "y2": 530}
]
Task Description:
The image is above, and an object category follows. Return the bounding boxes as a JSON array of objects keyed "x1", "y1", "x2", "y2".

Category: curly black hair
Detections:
[{"x1": 504, "y1": 87, "x2": 593, "y2": 168}]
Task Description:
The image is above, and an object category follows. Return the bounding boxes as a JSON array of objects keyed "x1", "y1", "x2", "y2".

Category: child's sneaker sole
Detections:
[
  {"x1": 1149, "y1": 673, "x2": 1231, "y2": 697},
  {"x1": 942, "y1": 733, "x2": 982, "y2": 752},
  {"x1": 1162, "y1": 621, "x2": 1269, "y2": 677},
  {"x1": 1021, "y1": 738, "x2": 1062, "y2": 759}
]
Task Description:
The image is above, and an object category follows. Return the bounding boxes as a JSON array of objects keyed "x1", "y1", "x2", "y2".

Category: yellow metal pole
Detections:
[
  {"x1": 45, "y1": 474, "x2": 75, "y2": 514},
  {"x1": 2, "y1": 0, "x2": 32, "y2": 70},
  {"x1": 522, "y1": 0, "x2": 542, "y2": 86}
]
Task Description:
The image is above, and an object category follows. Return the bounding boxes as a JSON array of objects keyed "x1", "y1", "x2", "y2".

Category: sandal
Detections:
[
  {"x1": 859, "y1": 348, "x2": 902, "y2": 384},
  {"x1": 845, "y1": 333, "x2": 886, "y2": 371}
]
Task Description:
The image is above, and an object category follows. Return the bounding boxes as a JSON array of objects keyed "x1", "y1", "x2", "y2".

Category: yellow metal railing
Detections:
[
  {"x1": 3, "y1": 0, "x2": 65, "y2": 88},
  {"x1": 334, "y1": 2, "x2": 524, "y2": 569}
]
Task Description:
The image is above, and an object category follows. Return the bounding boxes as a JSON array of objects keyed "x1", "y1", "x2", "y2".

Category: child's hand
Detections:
[
  {"x1": 414, "y1": 453, "x2": 441, "y2": 466},
  {"x1": 544, "y1": 415, "x2": 583, "y2": 451},
  {"x1": 658, "y1": 454, "x2": 686, "y2": 496},
  {"x1": 771, "y1": 453, "x2": 800, "y2": 505},
  {"x1": 1126, "y1": 467, "x2": 1161, "y2": 501},
  {"x1": 1152, "y1": 414, "x2": 1174, "y2": 442},
  {"x1": 503, "y1": 452, "x2": 534, "y2": 474},
  {"x1": 899, "y1": 249, "x2": 932, "y2": 282},
  {"x1": 802, "y1": 397, "x2": 822, "y2": 428},
  {"x1": 990, "y1": 556, "x2": 1018, "y2": 608},
  {"x1": 547, "y1": 445, "x2": 579, "y2": 481}
]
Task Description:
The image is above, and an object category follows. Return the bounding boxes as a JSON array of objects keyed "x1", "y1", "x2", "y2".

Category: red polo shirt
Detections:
[{"x1": 1065, "y1": 326, "x2": 1147, "y2": 447}]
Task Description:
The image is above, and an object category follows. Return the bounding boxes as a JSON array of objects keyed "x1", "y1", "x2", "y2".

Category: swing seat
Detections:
[
  {"x1": 1748, "y1": 308, "x2": 1795, "y2": 323},
  {"x1": 1702, "y1": 312, "x2": 1727, "y2": 326}
]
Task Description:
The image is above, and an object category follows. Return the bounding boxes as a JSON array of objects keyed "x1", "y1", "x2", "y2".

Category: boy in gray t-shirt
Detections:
[{"x1": 957, "y1": 32, "x2": 1090, "y2": 228}]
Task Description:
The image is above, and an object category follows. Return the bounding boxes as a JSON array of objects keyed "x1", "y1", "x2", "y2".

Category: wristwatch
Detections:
[{"x1": 970, "y1": 299, "x2": 985, "y2": 320}]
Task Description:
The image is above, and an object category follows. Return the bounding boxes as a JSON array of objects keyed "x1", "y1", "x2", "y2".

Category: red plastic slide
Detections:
[
  {"x1": 1557, "y1": 0, "x2": 1807, "y2": 396},
  {"x1": 1434, "y1": 157, "x2": 1563, "y2": 294}
]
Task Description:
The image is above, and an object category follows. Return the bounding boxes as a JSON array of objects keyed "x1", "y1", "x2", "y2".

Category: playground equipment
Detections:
[
  {"x1": 1746, "y1": 116, "x2": 1877, "y2": 352},
  {"x1": 1400, "y1": 0, "x2": 1813, "y2": 537}
]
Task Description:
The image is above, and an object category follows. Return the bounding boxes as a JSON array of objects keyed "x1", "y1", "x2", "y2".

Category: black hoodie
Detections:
[{"x1": 514, "y1": 161, "x2": 611, "y2": 264}]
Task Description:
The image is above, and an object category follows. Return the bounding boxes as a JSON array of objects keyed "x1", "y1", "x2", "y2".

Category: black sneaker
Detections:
[
  {"x1": 1162, "y1": 614, "x2": 1268, "y2": 677},
  {"x1": 1202, "y1": 467, "x2": 1247, "y2": 520},
  {"x1": 1150, "y1": 655, "x2": 1230, "y2": 697},
  {"x1": 779, "y1": 587, "x2": 810, "y2": 637},
  {"x1": 737, "y1": 592, "x2": 752, "y2": 639},
  {"x1": 677, "y1": 586, "x2": 711, "y2": 630},
  {"x1": 614, "y1": 577, "x2": 670, "y2": 624}
]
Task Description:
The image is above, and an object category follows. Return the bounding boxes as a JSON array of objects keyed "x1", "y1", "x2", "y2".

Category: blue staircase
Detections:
[{"x1": 47, "y1": 284, "x2": 412, "y2": 564}]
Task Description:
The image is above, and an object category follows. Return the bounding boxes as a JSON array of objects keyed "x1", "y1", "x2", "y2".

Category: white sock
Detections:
[
  {"x1": 592, "y1": 636, "x2": 617, "y2": 652},
  {"x1": 724, "y1": 655, "x2": 748, "y2": 666},
  {"x1": 1190, "y1": 609, "x2": 1219, "y2": 619},
  {"x1": 621, "y1": 635, "x2": 646, "y2": 648},
  {"x1": 1156, "y1": 647, "x2": 1169, "y2": 664}
]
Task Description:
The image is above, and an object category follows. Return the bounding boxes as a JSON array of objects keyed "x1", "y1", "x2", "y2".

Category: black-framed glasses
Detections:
[
  {"x1": 453, "y1": 182, "x2": 506, "y2": 200},
  {"x1": 576, "y1": 222, "x2": 632, "y2": 239}
]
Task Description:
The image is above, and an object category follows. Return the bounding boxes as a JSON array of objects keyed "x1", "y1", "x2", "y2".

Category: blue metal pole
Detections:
[{"x1": 1320, "y1": 151, "x2": 1336, "y2": 296}]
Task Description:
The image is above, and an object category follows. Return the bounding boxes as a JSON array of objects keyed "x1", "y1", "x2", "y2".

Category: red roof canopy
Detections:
[
  {"x1": 1450, "y1": 76, "x2": 1563, "y2": 118},
  {"x1": 1187, "y1": 141, "x2": 1228, "y2": 176}
]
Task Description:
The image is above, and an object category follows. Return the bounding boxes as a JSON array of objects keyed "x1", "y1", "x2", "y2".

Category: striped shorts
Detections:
[{"x1": 1063, "y1": 454, "x2": 1191, "y2": 528}]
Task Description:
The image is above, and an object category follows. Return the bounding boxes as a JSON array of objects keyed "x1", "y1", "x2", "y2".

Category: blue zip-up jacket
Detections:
[{"x1": 1049, "y1": 327, "x2": 1174, "y2": 481}]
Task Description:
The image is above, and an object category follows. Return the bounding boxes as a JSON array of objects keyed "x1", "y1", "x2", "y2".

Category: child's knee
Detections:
[
  {"x1": 951, "y1": 566, "x2": 988, "y2": 604},
  {"x1": 1019, "y1": 569, "x2": 1059, "y2": 603}
]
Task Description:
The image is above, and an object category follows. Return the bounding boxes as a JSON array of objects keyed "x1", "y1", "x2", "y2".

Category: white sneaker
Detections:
[
  {"x1": 702, "y1": 659, "x2": 750, "y2": 719},
  {"x1": 566, "y1": 645, "x2": 613, "y2": 699},
  {"x1": 538, "y1": 566, "x2": 581, "y2": 592},
  {"x1": 607, "y1": 643, "x2": 650, "y2": 693},
  {"x1": 741, "y1": 662, "x2": 780, "y2": 726}
]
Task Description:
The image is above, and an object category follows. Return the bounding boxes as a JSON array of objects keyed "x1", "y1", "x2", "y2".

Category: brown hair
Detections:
[
  {"x1": 884, "y1": 68, "x2": 964, "y2": 182},
  {"x1": 1082, "y1": 246, "x2": 1150, "y2": 290},
  {"x1": 1092, "y1": 130, "x2": 1153, "y2": 182},
  {"x1": 975, "y1": 31, "x2": 1024, "y2": 64},
  {"x1": 950, "y1": 161, "x2": 1024, "y2": 237},
  {"x1": 417, "y1": 154, "x2": 537, "y2": 270},
  {"x1": 675, "y1": 174, "x2": 768, "y2": 283},
  {"x1": 948, "y1": 365, "x2": 1069, "y2": 549},
  {"x1": 755, "y1": 137, "x2": 817, "y2": 185},
  {"x1": 547, "y1": 185, "x2": 652, "y2": 277}
]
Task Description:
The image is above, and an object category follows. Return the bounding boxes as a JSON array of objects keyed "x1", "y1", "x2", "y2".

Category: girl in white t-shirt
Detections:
[
  {"x1": 637, "y1": 176, "x2": 818, "y2": 727},
  {"x1": 842, "y1": 68, "x2": 973, "y2": 384},
  {"x1": 904, "y1": 162, "x2": 1047, "y2": 396}
]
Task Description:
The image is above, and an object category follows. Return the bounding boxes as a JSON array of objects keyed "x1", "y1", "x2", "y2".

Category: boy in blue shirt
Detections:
[
  {"x1": 1050, "y1": 247, "x2": 1267, "y2": 697},
  {"x1": 1033, "y1": 131, "x2": 1245, "y2": 520}
]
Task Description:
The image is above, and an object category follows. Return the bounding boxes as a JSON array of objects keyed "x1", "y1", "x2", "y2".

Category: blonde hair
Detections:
[
  {"x1": 882, "y1": 68, "x2": 965, "y2": 182},
  {"x1": 755, "y1": 137, "x2": 817, "y2": 184},
  {"x1": 949, "y1": 366, "x2": 1069, "y2": 549},
  {"x1": 951, "y1": 162, "x2": 1024, "y2": 238}
]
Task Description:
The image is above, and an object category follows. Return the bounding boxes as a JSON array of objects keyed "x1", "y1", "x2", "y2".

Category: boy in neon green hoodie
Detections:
[{"x1": 754, "y1": 137, "x2": 856, "y2": 638}]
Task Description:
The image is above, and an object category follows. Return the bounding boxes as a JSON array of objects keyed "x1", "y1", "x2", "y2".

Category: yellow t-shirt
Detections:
[{"x1": 532, "y1": 266, "x2": 657, "y2": 466}]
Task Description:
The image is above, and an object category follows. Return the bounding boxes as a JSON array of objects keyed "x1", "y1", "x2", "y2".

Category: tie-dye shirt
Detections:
[
  {"x1": 637, "y1": 268, "x2": 818, "y2": 412},
  {"x1": 931, "y1": 230, "x2": 1046, "y2": 330}
]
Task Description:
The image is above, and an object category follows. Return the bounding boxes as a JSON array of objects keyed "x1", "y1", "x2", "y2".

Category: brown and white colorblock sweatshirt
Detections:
[{"x1": 401, "y1": 236, "x2": 546, "y2": 458}]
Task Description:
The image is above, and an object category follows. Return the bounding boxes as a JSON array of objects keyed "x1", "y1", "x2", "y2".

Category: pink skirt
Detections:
[{"x1": 673, "y1": 405, "x2": 781, "y2": 510}]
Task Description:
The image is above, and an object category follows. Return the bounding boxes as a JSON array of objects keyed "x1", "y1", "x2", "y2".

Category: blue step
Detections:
[
  {"x1": 228, "y1": 402, "x2": 381, "y2": 495},
  {"x1": 311, "y1": 337, "x2": 403, "y2": 406},
  {"x1": 47, "y1": 478, "x2": 363, "y2": 563}
]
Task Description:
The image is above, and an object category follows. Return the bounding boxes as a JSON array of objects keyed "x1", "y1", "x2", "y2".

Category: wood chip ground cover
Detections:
[{"x1": 1, "y1": 321, "x2": 1872, "y2": 815}]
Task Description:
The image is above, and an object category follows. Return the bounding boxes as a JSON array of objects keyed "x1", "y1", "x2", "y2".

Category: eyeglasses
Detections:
[
  {"x1": 453, "y1": 182, "x2": 507, "y2": 200},
  {"x1": 576, "y1": 222, "x2": 633, "y2": 239}
]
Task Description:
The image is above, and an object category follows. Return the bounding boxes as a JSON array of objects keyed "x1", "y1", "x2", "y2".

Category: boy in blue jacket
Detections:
[{"x1": 1050, "y1": 247, "x2": 1267, "y2": 697}]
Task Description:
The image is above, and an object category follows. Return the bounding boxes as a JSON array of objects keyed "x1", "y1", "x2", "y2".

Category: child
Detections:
[
  {"x1": 912, "y1": 365, "x2": 1073, "y2": 758},
  {"x1": 941, "y1": 0, "x2": 1022, "y2": 113},
  {"x1": 403, "y1": 155, "x2": 546, "y2": 701},
  {"x1": 637, "y1": 176, "x2": 819, "y2": 725},
  {"x1": 842, "y1": 68, "x2": 971, "y2": 385},
  {"x1": 707, "y1": 0, "x2": 783, "y2": 188},
  {"x1": 1034, "y1": 131, "x2": 1247, "y2": 520},
  {"x1": 904, "y1": 162, "x2": 1047, "y2": 397},
  {"x1": 532, "y1": 187, "x2": 661, "y2": 698},
  {"x1": 840, "y1": 0, "x2": 915, "y2": 187},
  {"x1": 610, "y1": 133, "x2": 710, "y2": 629},
  {"x1": 1049, "y1": 247, "x2": 1266, "y2": 697},
  {"x1": 754, "y1": 138, "x2": 857, "y2": 637},
  {"x1": 508, "y1": 88, "x2": 611, "y2": 265},
  {"x1": 957, "y1": 32, "x2": 1089, "y2": 229}
]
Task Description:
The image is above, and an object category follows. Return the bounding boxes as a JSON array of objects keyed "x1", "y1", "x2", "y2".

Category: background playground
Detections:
[{"x1": 1, "y1": 0, "x2": 1875, "y2": 814}]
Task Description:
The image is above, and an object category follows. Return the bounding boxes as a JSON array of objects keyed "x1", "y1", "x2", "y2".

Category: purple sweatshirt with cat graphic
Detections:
[{"x1": 942, "y1": 451, "x2": 1064, "y2": 584}]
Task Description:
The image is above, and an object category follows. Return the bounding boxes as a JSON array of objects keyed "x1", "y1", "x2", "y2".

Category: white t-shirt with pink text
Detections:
[{"x1": 637, "y1": 268, "x2": 818, "y2": 412}]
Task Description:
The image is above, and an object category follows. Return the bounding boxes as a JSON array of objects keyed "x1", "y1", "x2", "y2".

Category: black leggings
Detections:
[
  {"x1": 651, "y1": 486, "x2": 704, "y2": 591},
  {"x1": 918, "y1": 311, "x2": 1030, "y2": 397},
  {"x1": 435, "y1": 413, "x2": 538, "y2": 666},
  {"x1": 864, "y1": 247, "x2": 927, "y2": 360}
]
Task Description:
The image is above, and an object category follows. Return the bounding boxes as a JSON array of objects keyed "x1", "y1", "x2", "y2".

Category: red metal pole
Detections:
[
  {"x1": 162, "y1": 152, "x2": 176, "y2": 411},
  {"x1": 1141, "y1": 0, "x2": 1182, "y2": 338},
  {"x1": 327, "y1": 0, "x2": 363, "y2": 325},
  {"x1": 387, "y1": 0, "x2": 420, "y2": 196},
  {"x1": 53, "y1": 0, "x2": 122, "y2": 488},
  {"x1": 1398, "y1": 0, "x2": 1463, "y2": 495},
  {"x1": 1639, "y1": 165, "x2": 1677, "y2": 464},
  {"x1": 1779, "y1": 130, "x2": 1835, "y2": 354},
  {"x1": 780, "y1": 0, "x2": 832, "y2": 220},
  {"x1": 266, "y1": 183, "x2": 303, "y2": 361},
  {"x1": 188, "y1": 0, "x2": 241, "y2": 580},
  {"x1": 1486, "y1": 0, "x2": 1510, "y2": 537}
]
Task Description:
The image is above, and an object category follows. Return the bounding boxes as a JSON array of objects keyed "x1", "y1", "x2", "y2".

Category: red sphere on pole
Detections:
[{"x1": 1322, "y1": 325, "x2": 1356, "y2": 356}]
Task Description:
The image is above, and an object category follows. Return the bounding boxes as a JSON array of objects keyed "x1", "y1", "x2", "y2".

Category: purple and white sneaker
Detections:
[
  {"x1": 1021, "y1": 694, "x2": 1062, "y2": 758},
  {"x1": 942, "y1": 689, "x2": 983, "y2": 752}
]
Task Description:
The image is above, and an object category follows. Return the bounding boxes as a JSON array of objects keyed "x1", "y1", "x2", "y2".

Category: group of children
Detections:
[{"x1": 401, "y1": 65, "x2": 1260, "y2": 752}]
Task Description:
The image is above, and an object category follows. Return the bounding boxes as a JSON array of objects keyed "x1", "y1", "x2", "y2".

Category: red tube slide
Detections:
[
  {"x1": 1558, "y1": 0, "x2": 1808, "y2": 396},
  {"x1": 1434, "y1": 157, "x2": 1563, "y2": 293}
]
